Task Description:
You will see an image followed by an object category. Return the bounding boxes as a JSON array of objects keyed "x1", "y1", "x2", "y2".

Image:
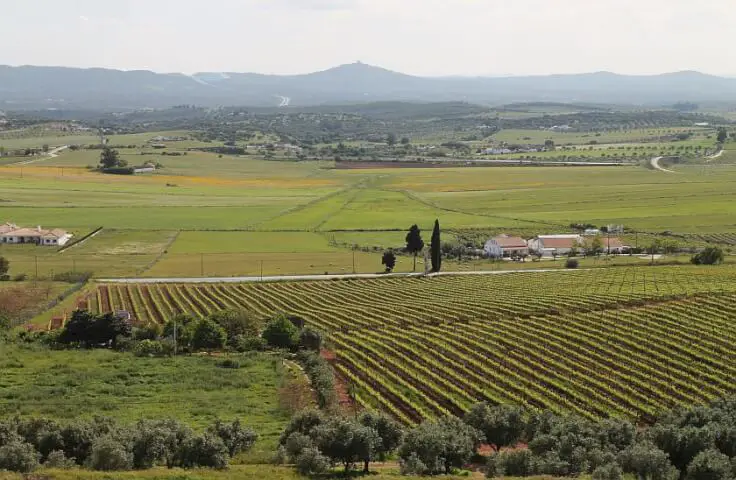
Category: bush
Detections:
[
  {"x1": 216, "y1": 359, "x2": 241, "y2": 369},
  {"x1": 565, "y1": 258, "x2": 580, "y2": 269},
  {"x1": 691, "y1": 247, "x2": 725, "y2": 266},
  {"x1": 686, "y1": 449, "x2": 733, "y2": 480},
  {"x1": 298, "y1": 327, "x2": 323, "y2": 351},
  {"x1": 492, "y1": 449, "x2": 535, "y2": 477},
  {"x1": 101, "y1": 167, "x2": 135, "y2": 175},
  {"x1": 295, "y1": 447, "x2": 330, "y2": 475},
  {"x1": 0, "y1": 441, "x2": 40, "y2": 473},
  {"x1": 52, "y1": 271, "x2": 93, "y2": 283},
  {"x1": 13, "y1": 273, "x2": 27, "y2": 282},
  {"x1": 208, "y1": 309, "x2": 262, "y2": 343},
  {"x1": 86, "y1": 436, "x2": 133, "y2": 471},
  {"x1": 134, "y1": 339, "x2": 165, "y2": 357},
  {"x1": 44, "y1": 450, "x2": 76, "y2": 469},
  {"x1": 233, "y1": 335, "x2": 267, "y2": 352},
  {"x1": 207, "y1": 419, "x2": 257, "y2": 457},
  {"x1": 262, "y1": 314, "x2": 300, "y2": 349},
  {"x1": 191, "y1": 318, "x2": 227, "y2": 350},
  {"x1": 177, "y1": 434, "x2": 229, "y2": 469},
  {"x1": 592, "y1": 462, "x2": 623, "y2": 480}
]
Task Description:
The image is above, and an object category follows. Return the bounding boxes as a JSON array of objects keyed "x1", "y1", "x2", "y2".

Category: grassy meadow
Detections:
[{"x1": 0, "y1": 128, "x2": 733, "y2": 278}]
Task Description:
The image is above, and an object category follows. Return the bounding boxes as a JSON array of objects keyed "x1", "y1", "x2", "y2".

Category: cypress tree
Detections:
[{"x1": 430, "y1": 219, "x2": 441, "y2": 273}]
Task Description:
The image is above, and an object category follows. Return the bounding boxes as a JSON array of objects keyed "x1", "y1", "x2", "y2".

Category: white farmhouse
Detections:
[
  {"x1": 0, "y1": 224, "x2": 73, "y2": 246},
  {"x1": 528, "y1": 234, "x2": 584, "y2": 257},
  {"x1": 484, "y1": 235, "x2": 529, "y2": 258}
]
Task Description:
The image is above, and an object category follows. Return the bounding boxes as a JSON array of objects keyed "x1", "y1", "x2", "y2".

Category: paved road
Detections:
[{"x1": 98, "y1": 268, "x2": 578, "y2": 284}]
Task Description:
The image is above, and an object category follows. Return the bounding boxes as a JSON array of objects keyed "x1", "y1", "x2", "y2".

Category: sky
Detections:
[{"x1": 1, "y1": 0, "x2": 734, "y2": 77}]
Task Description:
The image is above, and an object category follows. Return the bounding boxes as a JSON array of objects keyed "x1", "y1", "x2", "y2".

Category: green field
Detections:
[
  {"x1": 0, "y1": 344, "x2": 291, "y2": 458},
  {"x1": 0, "y1": 126, "x2": 731, "y2": 279}
]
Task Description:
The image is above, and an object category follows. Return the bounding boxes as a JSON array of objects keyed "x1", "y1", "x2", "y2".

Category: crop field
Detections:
[{"x1": 82, "y1": 266, "x2": 736, "y2": 423}]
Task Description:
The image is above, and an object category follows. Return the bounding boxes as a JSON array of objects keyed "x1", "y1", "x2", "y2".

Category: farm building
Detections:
[
  {"x1": 528, "y1": 234, "x2": 584, "y2": 257},
  {"x1": 599, "y1": 237, "x2": 630, "y2": 254},
  {"x1": 0, "y1": 223, "x2": 73, "y2": 246},
  {"x1": 484, "y1": 235, "x2": 529, "y2": 258}
]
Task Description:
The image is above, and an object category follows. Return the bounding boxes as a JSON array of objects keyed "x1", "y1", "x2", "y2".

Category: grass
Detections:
[
  {"x1": 0, "y1": 128, "x2": 732, "y2": 277},
  {"x1": 0, "y1": 344, "x2": 291, "y2": 457}
]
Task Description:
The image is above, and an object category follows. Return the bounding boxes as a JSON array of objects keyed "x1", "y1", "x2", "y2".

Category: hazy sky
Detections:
[{"x1": 2, "y1": 0, "x2": 734, "y2": 76}]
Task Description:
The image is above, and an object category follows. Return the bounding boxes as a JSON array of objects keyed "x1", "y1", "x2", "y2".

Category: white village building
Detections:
[{"x1": 0, "y1": 223, "x2": 73, "y2": 246}]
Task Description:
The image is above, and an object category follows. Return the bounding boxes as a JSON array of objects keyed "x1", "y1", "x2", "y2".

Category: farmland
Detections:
[{"x1": 82, "y1": 266, "x2": 736, "y2": 423}]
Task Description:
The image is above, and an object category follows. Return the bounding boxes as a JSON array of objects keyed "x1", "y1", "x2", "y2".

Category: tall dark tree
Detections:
[
  {"x1": 716, "y1": 128, "x2": 728, "y2": 144},
  {"x1": 99, "y1": 147, "x2": 126, "y2": 169},
  {"x1": 382, "y1": 250, "x2": 397, "y2": 273},
  {"x1": 0, "y1": 256, "x2": 9, "y2": 277},
  {"x1": 430, "y1": 219, "x2": 442, "y2": 273},
  {"x1": 405, "y1": 225, "x2": 424, "y2": 272},
  {"x1": 387, "y1": 133, "x2": 397, "y2": 148}
]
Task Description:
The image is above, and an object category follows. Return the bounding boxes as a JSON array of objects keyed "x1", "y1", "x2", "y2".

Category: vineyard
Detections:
[{"x1": 83, "y1": 267, "x2": 736, "y2": 423}]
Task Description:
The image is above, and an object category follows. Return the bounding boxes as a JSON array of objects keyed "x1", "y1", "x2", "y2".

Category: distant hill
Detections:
[{"x1": 2, "y1": 63, "x2": 736, "y2": 110}]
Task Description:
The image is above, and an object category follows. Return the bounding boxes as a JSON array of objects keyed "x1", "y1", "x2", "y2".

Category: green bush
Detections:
[
  {"x1": 191, "y1": 318, "x2": 227, "y2": 351},
  {"x1": 44, "y1": 450, "x2": 76, "y2": 469},
  {"x1": 86, "y1": 436, "x2": 133, "y2": 471},
  {"x1": 592, "y1": 462, "x2": 623, "y2": 480},
  {"x1": 233, "y1": 335, "x2": 267, "y2": 352},
  {"x1": 0, "y1": 441, "x2": 40, "y2": 473},
  {"x1": 216, "y1": 359, "x2": 241, "y2": 369},
  {"x1": 565, "y1": 258, "x2": 580, "y2": 269},
  {"x1": 134, "y1": 339, "x2": 165, "y2": 357},
  {"x1": 686, "y1": 449, "x2": 732, "y2": 480},
  {"x1": 691, "y1": 247, "x2": 725, "y2": 266},
  {"x1": 295, "y1": 447, "x2": 330, "y2": 475},
  {"x1": 262, "y1": 314, "x2": 299, "y2": 349}
]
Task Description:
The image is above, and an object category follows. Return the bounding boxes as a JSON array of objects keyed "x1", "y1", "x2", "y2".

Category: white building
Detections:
[
  {"x1": 484, "y1": 235, "x2": 530, "y2": 258},
  {"x1": 528, "y1": 235, "x2": 584, "y2": 257},
  {"x1": 0, "y1": 224, "x2": 73, "y2": 246}
]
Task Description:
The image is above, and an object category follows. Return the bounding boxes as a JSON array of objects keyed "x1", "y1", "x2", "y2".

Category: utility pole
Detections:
[
  {"x1": 200, "y1": 254, "x2": 204, "y2": 277},
  {"x1": 35, "y1": 256, "x2": 38, "y2": 279},
  {"x1": 173, "y1": 318, "x2": 177, "y2": 356},
  {"x1": 260, "y1": 260, "x2": 264, "y2": 282},
  {"x1": 352, "y1": 246, "x2": 356, "y2": 274}
]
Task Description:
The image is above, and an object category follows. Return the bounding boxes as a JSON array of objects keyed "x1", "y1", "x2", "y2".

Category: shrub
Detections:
[
  {"x1": 177, "y1": 434, "x2": 229, "y2": 469},
  {"x1": 298, "y1": 327, "x2": 323, "y2": 351},
  {"x1": 566, "y1": 258, "x2": 580, "y2": 269},
  {"x1": 101, "y1": 167, "x2": 135, "y2": 175},
  {"x1": 191, "y1": 318, "x2": 227, "y2": 351},
  {"x1": 216, "y1": 359, "x2": 241, "y2": 369},
  {"x1": 593, "y1": 462, "x2": 623, "y2": 480},
  {"x1": 207, "y1": 419, "x2": 257, "y2": 457},
  {"x1": 233, "y1": 335, "x2": 267, "y2": 352},
  {"x1": 284, "y1": 433, "x2": 313, "y2": 462},
  {"x1": 0, "y1": 441, "x2": 40, "y2": 473},
  {"x1": 492, "y1": 449, "x2": 535, "y2": 477},
  {"x1": 686, "y1": 449, "x2": 733, "y2": 480},
  {"x1": 262, "y1": 314, "x2": 300, "y2": 349},
  {"x1": 691, "y1": 247, "x2": 725, "y2": 266},
  {"x1": 295, "y1": 447, "x2": 330, "y2": 475},
  {"x1": 134, "y1": 339, "x2": 165, "y2": 357},
  {"x1": 86, "y1": 436, "x2": 133, "y2": 471},
  {"x1": 13, "y1": 273, "x2": 27, "y2": 282},
  {"x1": 208, "y1": 309, "x2": 262, "y2": 342},
  {"x1": 52, "y1": 271, "x2": 93, "y2": 283},
  {"x1": 44, "y1": 450, "x2": 76, "y2": 469}
]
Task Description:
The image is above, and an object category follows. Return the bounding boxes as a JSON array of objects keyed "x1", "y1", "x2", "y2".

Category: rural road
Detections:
[
  {"x1": 707, "y1": 149, "x2": 724, "y2": 160},
  {"x1": 11, "y1": 145, "x2": 68, "y2": 165},
  {"x1": 650, "y1": 156, "x2": 676, "y2": 173},
  {"x1": 98, "y1": 268, "x2": 579, "y2": 284}
]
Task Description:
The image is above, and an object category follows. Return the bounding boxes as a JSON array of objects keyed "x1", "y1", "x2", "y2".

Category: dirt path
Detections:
[
  {"x1": 97, "y1": 268, "x2": 582, "y2": 284},
  {"x1": 650, "y1": 156, "x2": 677, "y2": 173},
  {"x1": 11, "y1": 145, "x2": 69, "y2": 165}
]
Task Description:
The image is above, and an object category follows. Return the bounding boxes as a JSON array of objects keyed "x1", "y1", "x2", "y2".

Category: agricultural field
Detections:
[
  {"x1": 82, "y1": 266, "x2": 736, "y2": 423},
  {"x1": 0, "y1": 344, "x2": 292, "y2": 459}
]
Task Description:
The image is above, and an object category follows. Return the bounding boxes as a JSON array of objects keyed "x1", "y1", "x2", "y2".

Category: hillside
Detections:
[{"x1": 3, "y1": 63, "x2": 736, "y2": 110}]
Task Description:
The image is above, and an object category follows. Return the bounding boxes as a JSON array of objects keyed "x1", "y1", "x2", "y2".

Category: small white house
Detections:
[
  {"x1": 528, "y1": 235, "x2": 584, "y2": 257},
  {"x1": 484, "y1": 235, "x2": 529, "y2": 258},
  {"x1": 0, "y1": 224, "x2": 73, "y2": 246}
]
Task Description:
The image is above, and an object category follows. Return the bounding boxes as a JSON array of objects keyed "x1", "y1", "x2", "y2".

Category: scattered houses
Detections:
[
  {"x1": 0, "y1": 223, "x2": 73, "y2": 246},
  {"x1": 484, "y1": 235, "x2": 530, "y2": 258}
]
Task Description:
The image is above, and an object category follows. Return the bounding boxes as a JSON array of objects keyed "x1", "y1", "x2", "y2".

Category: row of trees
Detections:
[
  {"x1": 0, "y1": 417, "x2": 256, "y2": 473},
  {"x1": 56, "y1": 308, "x2": 321, "y2": 356},
  {"x1": 280, "y1": 398, "x2": 736, "y2": 478}
]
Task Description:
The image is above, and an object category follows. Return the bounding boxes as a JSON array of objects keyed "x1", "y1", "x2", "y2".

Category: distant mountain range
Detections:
[{"x1": 2, "y1": 62, "x2": 736, "y2": 110}]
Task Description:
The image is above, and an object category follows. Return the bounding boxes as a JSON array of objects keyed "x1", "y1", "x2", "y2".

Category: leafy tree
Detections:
[
  {"x1": 359, "y1": 413, "x2": 403, "y2": 471},
  {"x1": 0, "y1": 256, "x2": 9, "y2": 276},
  {"x1": 464, "y1": 403, "x2": 527, "y2": 452},
  {"x1": 545, "y1": 139, "x2": 556, "y2": 150},
  {"x1": 207, "y1": 419, "x2": 257, "y2": 457},
  {"x1": 295, "y1": 446, "x2": 330, "y2": 475},
  {"x1": 279, "y1": 410, "x2": 325, "y2": 445},
  {"x1": 93, "y1": 312, "x2": 133, "y2": 349},
  {"x1": 177, "y1": 433, "x2": 229, "y2": 469},
  {"x1": 592, "y1": 462, "x2": 624, "y2": 480},
  {"x1": 262, "y1": 313, "x2": 300, "y2": 349},
  {"x1": 387, "y1": 132, "x2": 397, "y2": 147},
  {"x1": 130, "y1": 420, "x2": 190, "y2": 469},
  {"x1": 311, "y1": 418, "x2": 380, "y2": 473},
  {"x1": 430, "y1": 219, "x2": 442, "y2": 272},
  {"x1": 44, "y1": 450, "x2": 76, "y2": 469},
  {"x1": 620, "y1": 440, "x2": 680, "y2": 480},
  {"x1": 99, "y1": 147, "x2": 124, "y2": 169},
  {"x1": 649, "y1": 425, "x2": 714, "y2": 473},
  {"x1": 489, "y1": 448, "x2": 535, "y2": 477},
  {"x1": 717, "y1": 128, "x2": 728, "y2": 144},
  {"x1": 191, "y1": 318, "x2": 227, "y2": 350},
  {"x1": 208, "y1": 309, "x2": 262, "y2": 344},
  {"x1": 86, "y1": 436, "x2": 133, "y2": 471},
  {"x1": 401, "y1": 137, "x2": 411, "y2": 145},
  {"x1": 382, "y1": 250, "x2": 396, "y2": 273},
  {"x1": 59, "y1": 310, "x2": 132, "y2": 348},
  {"x1": 298, "y1": 327, "x2": 323, "y2": 351},
  {"x1": 405, "y1": 225, "x2": 425, "y2": 272},
  {"x1": 399, "y1": 416, "x2": 482, "y2": 475},
  {"x1": 163, "y1": 313, "x2": 197, "y2": 350},
  {"x1": 0, "y1": 441, "x2": 40, "y2": 473},
  {"x1": 691, "y1": 247, "x2": 725, "y2": 266},
  {"x1": 587, "y1": 236, "x2": 604, "y2": 256},
  {"x1": 685, "y1": 449, "x2": 732, "y2": 480}
]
